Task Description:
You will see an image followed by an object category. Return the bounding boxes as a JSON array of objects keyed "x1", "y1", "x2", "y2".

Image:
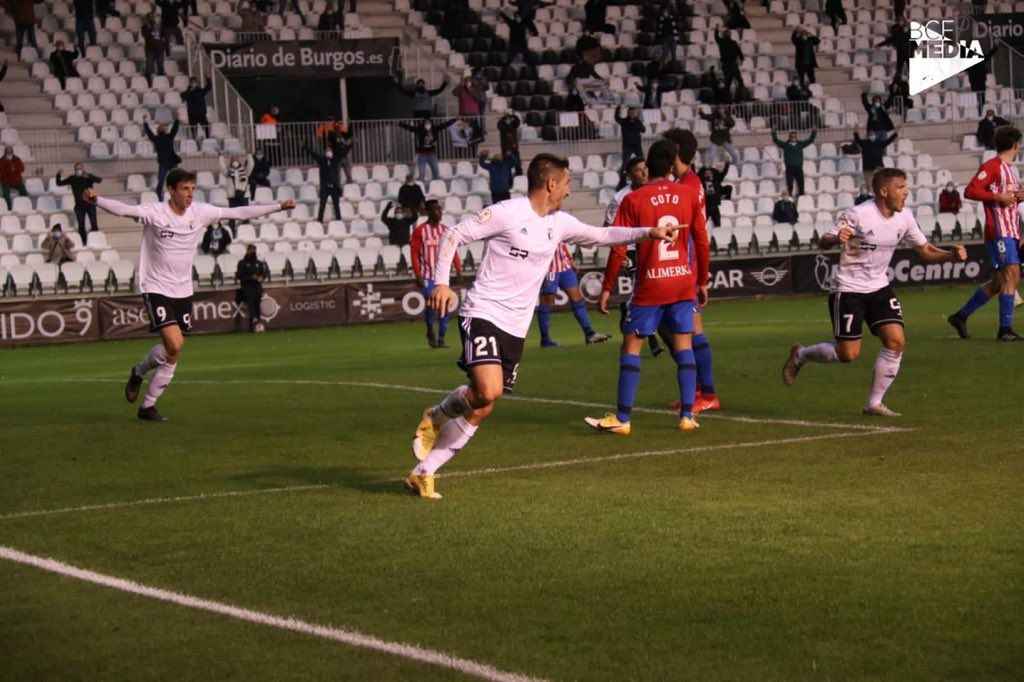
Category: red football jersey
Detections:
[{"x1": 611, "y1": 179, "x2": 709, "y2": 306}]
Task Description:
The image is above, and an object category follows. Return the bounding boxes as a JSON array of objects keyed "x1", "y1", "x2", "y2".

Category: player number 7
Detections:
[{"x1": 843, "y1": 314, "x2": 854, "y2": 334}]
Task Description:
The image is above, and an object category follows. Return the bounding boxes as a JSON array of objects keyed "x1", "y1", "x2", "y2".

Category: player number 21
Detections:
[
  {"x1": 474, "y1": 335, "x2": 498, "y2": 357},
  {"x1": 656, "y1": 215, "x2": 681, "y2": 261}
]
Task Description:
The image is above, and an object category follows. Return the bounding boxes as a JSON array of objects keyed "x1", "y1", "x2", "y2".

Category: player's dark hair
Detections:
[
  {"x1": 165, "y1": 168, "x2": 196, "y2": 189},
  {"x1": 527, "y1": 153, "x2": 570, "y2": 192},
  {"x1": 871, "y1": 167, "x2": 907, "y2": 194},
  {"x1": 424, "y1": 199, "x2": 440, "y2": 210},
  {"x1": 994, "y1": 125, "x2": 1022, "y2": 153},
  {"x1": 624, "y1": 156, "x2": 644, "y2": 174},
  {"x1": 661, "y1": 127, "x2": 698, "y2": 165},
  {"x1": 646, "y1": 138, "x2": 678, "y2": 179}
]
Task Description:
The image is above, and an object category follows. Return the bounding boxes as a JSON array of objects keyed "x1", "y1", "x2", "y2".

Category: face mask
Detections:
[
  {"x1": 987, "y1": 116, "x2": 994, "y2": 121},
  {"x1": 325, "y1": 153, "x2": 333, "y2": 159},
  {"x1": 75, "y1": 170, "x2": 83, "y2": 176},
  {"x1": 946, "y1": 185, "x2": 955, "y2": 191},
  {"x1": 53, "y1": 229, "x2": 62, "y2": 237},
  {"x1": 424, "y1": 124, "x2": 432, "y2": 130},
  {"x1": 230, "y1": 162, "x2": 239, "y2": 168},
  {"x1": 255, "y1": 154, "x2": 263, "y2": 160},
  {"x1": 4, "y1": 154, "x2": 11, "y2": 160}
]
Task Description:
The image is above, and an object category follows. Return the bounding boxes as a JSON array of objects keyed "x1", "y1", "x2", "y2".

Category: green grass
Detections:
[{"x1": 1, "y1": 284, "x2": 1022, "y2": 680}]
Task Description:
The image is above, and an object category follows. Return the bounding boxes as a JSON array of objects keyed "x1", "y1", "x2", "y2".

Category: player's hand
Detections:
[
  {"x1": 429, "y1": 283, "x2": 457, "y2": 317},
  {"x1": 994, "y1": 191, "x2": 1016, "y2": 207},
  {"x1": 598, "y1": 289, "x2": 611, "y2": 314},
  {"x1": 1015, "y1": 188, "x2": 1024, "y2": 202},
  {"x1": 649, "y1": 223, "x2": 681, "y2": 243},
  {"x1": 82, "y1": 188, "x2": 98, "y2": 204},
  {"x1": 951, "y1": 244, "x2": 967, "y2": 262},
  {"x1": 279, "y1": 199, "x2": 296, "y2": 210},
  {"x1": 837, "y1": 226, "x2": 853, "y2": 243},
  {"x1": 697, "y1": 285, "x2": 709, "y2": 307}
]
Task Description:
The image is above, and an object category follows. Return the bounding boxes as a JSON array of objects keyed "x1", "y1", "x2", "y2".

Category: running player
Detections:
[
  {"x1": 410, "y1": 199, "x2": 462, "y2": 348},
  {"x1": 585, "y1": 138, "x2": 710, "y2": 434},
  {"x1": 782, "y1": 168, "x2": 967, "y2": 416},
  {"x1": 406, "y1": 153, "x2": 681, "y2": 499},
  {"x1": 947, "y1": 125, "x2": 1024, "y2": 341},
  {"x1": 84, "y1": 169, "x2": 295, "y2": 421},
  {"x1": 535, "y1": 241, "x2": 612, "y2": 347}
]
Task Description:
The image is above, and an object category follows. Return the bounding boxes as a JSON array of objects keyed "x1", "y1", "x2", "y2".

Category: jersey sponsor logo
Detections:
[
  {"x1": 509, "y1": 246, "x2": 529, "y2": 259},
  {"x1": 750, "y1": 266, "x2": 789, "y2": 287},
  {"x1": 643, "y1": 264, "x2": 692, "y2": 279},
  {"x1": 978, "y1": 170, "x2": 987, "y2": 180},
  {"x1": 158, "y1": 230, "x2": 174, "y2": 238}
]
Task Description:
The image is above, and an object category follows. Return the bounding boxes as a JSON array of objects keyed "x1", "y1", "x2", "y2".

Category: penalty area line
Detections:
[{"x1": 0, "y1": 545, "x2": 544, "y2": 682}]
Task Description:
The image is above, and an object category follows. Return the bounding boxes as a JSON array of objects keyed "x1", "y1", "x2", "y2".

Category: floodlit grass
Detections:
[{"x1": 1, "y1": 285, "x2": 1021, "y2": 680}]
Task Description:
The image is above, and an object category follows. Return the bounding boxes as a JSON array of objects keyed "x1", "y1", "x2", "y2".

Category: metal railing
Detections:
[
  {"x1": 958, "y1": 13, "x2": 1024, "y2": 98},
  {"x1": 184, "y1": 30, "x2": 255, "y2": 149}
]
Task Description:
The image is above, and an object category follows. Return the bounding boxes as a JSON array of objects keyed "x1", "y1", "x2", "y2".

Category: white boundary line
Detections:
[
  {"x1": 0, "y1": 545, "x2": 544, "y2": 682},
  {"x1": 0, "y1": 430, "x2": 897, "y2": 522}
]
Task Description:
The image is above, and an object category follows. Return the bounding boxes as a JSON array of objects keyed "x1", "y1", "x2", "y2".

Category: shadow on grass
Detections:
[{"x1": 226, "y1": 466, "x2": 407, "y2": 497}]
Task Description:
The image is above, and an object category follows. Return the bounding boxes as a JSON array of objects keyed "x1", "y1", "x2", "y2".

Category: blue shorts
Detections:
[
  {"x1": 422, "y1": 278, "x2": 435, "y2": 297},
  {"x1": 540, "y1": 268, "x2": 578, "y2": 295},
  {"x1": 623, "y1": 300, "x2": 695, "y2": 337},
  {"x1": 986, "y1": 238, "x2": 1021, "y2": 270}
]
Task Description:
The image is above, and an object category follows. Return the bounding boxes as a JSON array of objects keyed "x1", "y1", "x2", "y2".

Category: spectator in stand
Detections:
[
  {"x1": 201, "y1": 222, "x2": 232, "y2": 256},
  {"x1": 0, "y1": 61, "x2": 7, "y2": 112},
  {"x1": 615, "y1": 106, "x2": 646, "y2": 187},
  {"x1": 862, "y1": 92, "x2": 895, "y2": 143},
  {"x1": 218, "y1": 154, "x2": 253, "y2": 227},
  {"x1": 73, "y1": 0, "x2": 97, "y2": 54},
  {"x1": 397, "y1": 117, "x2": 457, "y2": 182},
  {"x1": 236, "y1": 244, "x2": 270, "y2": 332},
  {"x1": 725, "y1": 0, "x2": 750, "y2": 30},
  {"x1": 260, "y1": 105, "x2": 280, "y2": 125},
  {"x1": 977, "y1": 109, "x2": 1009, "y2": 150},
  {"x1": 259, "y1": 106, "x2": 281, "y2": 165},
  {"x1": 566, "y1": 56, "x2": 598, "y2": 90},
  {"x1": 454, "y1": 76, "x2": 484, "y2": 138},
  {"x1": 158, "y1": 0, "x2": 184, "y2": 56},
  {"x1": 885, "y1": 73, "x2": 912, "y2": 113},
  {"x1": 854, "y1": 183, "x2": 873, "y2": 205},
  {"x1": 303, "y1": 142, "x2": 343, "y2": 222},
  {"x1": 142, "y1": 13, "x2": 166, "y2": 87},
  {"x1": 500, "y1": 10, "x2": 538, "y2": 65},
  {"x1": 393, "y1": 76, "x2": 449, "y2": 118},
  {"x1": 852, "y1": 129, "x2": 898, "y2": 188},
  {"x1": 469, "y1": 67, "x2": 490, "y2": 122},
  {"x1": 584, "y1": 0, "x2": 615, "y2": 34},
  {"x1": 497, "y1": 110, "x2": 523, "y2": 176},
  {"x1": 55, "y1": 163, "x2": 102, "y2": 242},
  {"x1": 698, "y1": 163, "x2": 730, "y2": 227},
  {"x1": 240, "y1": 1, "x2": 266, "y2": 32},
  {"x1": 380, "y1": 201, "x2": 415, "y2": 247},
  {"x1": 787, "y1": 76, "x2": 809, "y2": 102},
  {"x1": 792, "y1": 27, "x2": 820, "y2": 85},
  {"x1": 278, "y1": 0, "x2": 302, "y2": 20},
  {"x1": 398, "y1": 174, "x2": 426, "y2": 214},
  {"x1": 183, "y1": 77, "x2": 213, "y2": 139},
  {"x1": 878, "y1": 16, "x2": 910, "y2": 77},
  {"x1": 11, "y1": 0, "x2": 38, "y2": 59},
  {"x1": 771, "y1": 126, "x2": 816, "y2": 197},
  {"x1": 938, "y1": 182, "x2": 962, "y2": 215},
  {"x1": 657, "y1": 2, "x2": 680, "y2": 62},
  {"x1": 640, "y1": 75, "x2": 669, "y2": 109},
  {"x1": 248, "y1": 147, "x2": 271, "y2": 199},
  {"x1": 967, "y1": 49, "x2": 992, "y2": 115},
  {"x1": 565, "y1": 87, "x2": 599, "y2": 139},
  {"x1": 318, "y1": 116, "x2": 354, "y2": 183},
  {"x1": 514, "y1": 0, "x2": 553, "y2": 36},
  {"x1": 42, "y1": 224, "x2": 76, "y2": 264},
  {"x1": 479, "y1": 150, "x2": 516, "y2": 204},
  {"x1": 143, "y1": 117, "x2": 182, "y2": 196},
  {"x1": 316, "y1": 5, "x2": 343, "y2": 31},
  {"x1": 824, "y1": 0, "x2": 847, "y2": 31},
  {"x1": 0, "y1": 146, "x2": 27, "y2": 206},
  {"x1": 714, "y1": 26, "x2": 744, "y2": 95},
  {"x1": 181, "y1": 0, "x2": 199, "y2": 21},
  {"x1": 449, "y1": 118, "x2": 480, "y2": 159},
  {"x1": 699, "y1": 104, "x2": 740, "y2": 166},
  {"x1": 772, "y1": 190, "x2": 798, "y2": 224},
  {"x1": 48, "y1": 41, "x2": 80, "y2": 90},
  {"x1": 96, "y1": 0, "x2": 122, "y2": 27}
]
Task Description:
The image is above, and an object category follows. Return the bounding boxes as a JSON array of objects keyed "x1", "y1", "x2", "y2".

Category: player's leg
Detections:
[
  {"x1": 664, "y1": 301, "x2": 700, "y2": 430},
  {"x1": 135, "y1": 323, "x2": 185, "y2": 421},
  {"x1": 536, "y1": 276, "x2": 558, "y2": 347},
  {"x1": 949, "y1": 239, "x2": 1012, "y2": 338},
  {"x1": 783, "y1": 292, "x2": 860, "y2": 384},
  {"x1": 585, "y1": 305, "x2": 655, "y2": 434},
  {"x1": 564, "y1": 272, "x2": 609, "y2": 344},
  {"x1": 691, "y1": 310, "x2": 719, "y2": 411},
  {"x1": 422, "y1": 279, "x2": 437, "y2": 347},
  {"x1": 864, "y1": 323, "x2": 904, "y2": 416},
  {"x1": 996, "y1": 261, "x2": 1020, "y2": 340}
]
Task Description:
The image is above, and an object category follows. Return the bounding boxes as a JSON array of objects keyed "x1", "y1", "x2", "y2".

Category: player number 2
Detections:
[
  {"x1": 474, "y1": 335, "x2": 498, "y2": 357},
  {"x1": 843, "y1": 314, "x2": 854, "y2": 334},
  {"x1": 656, "y1": 215, "x2": 680, "y2": 261}
]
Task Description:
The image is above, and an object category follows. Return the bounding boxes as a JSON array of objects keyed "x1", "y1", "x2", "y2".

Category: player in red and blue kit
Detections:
[
  {"x1": 585, "y1": 138, "x2": 710, "y2": 434},
  {"x1": 411, "y1": 200, "x2": 461, "y2": 348},
  {"x1": 948, "y1": 125, "x2": 1024, "y2": 341},
  {"x1": 536, "y1": 242, "x2": 612, "y2": 347}
]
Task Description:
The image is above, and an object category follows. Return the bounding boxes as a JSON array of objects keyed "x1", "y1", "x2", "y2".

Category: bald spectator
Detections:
[
  {"x1": 0, "y1": 146, "x2": 27, "y2": 206},
  {"x1": 42, "y1": 225, "x2": 75, "y2": 264}
]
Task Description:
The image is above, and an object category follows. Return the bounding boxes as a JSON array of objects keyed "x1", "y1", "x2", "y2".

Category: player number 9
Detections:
[{"x1": 156, "y1": 306, "x2": 167, "y2": 321}]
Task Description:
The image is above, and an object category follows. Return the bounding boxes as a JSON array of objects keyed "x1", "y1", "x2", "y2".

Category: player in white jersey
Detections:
[
  {"x1": 781, "y1": 168, "x2": 966, "y2": 416},
  {"x1": 404, "y1": 153, "x2": 681, "y2": 499},
  {"x1": 84, "y1": 169, "x2": 295, "y2": 421}
]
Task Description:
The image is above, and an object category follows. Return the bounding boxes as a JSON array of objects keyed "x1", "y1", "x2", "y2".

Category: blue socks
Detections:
[
  {"x1": 958, "y1": 287, "x2": 992, "y2": 318},
  {"x1": 425, "y1": 307, "x2": 437, "y2": 334},
  {"x1": 615, "y1": 354, "x2": 642, "y2": 423},
  {"x1": 999, "y1": 294, "x2": 1014, "y2": 330},
  {"x1": 673, "y1": 349, "x2": 697, "y2": 419},
  {"x1": 571, "y1": 299, "x2": 595, "y2": 336},
  {"x1": 438, "y1": 312, "x2": 450, "y2": 340},
  {"x1": 536, "y1": 304, "x2": 552, "y2": 341},
  {"x1": 692, "y1": 333, "x2": 715, "y2": 396}
]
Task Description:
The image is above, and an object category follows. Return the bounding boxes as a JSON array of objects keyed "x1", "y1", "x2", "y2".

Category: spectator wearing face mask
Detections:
[
  {"x1": 862, "y1": 92, "x2": 894, "y2": 143},
  {"x1": 201, "y1": 222, "x2": 232, "y2": 256},
  {"x1": 0, "y1": 146, "x2": 28, "y2": 207},
  {"x1": 698, "y1": 164, "x2": 731, "y2": 227},
  {"x1": 772, "y1": 190, "x2": 799, "y2": 224},
  {"x1": 397, "y1": 117, "x2": 457, "y2": 182},
  {"x1": 42, "y1": 224, "x2": 75, "y2": 264},
  {"x1": 55, "y1": 163, "x2": 102, "y2": 242},
  {"x1": 303, "y1": 142, "x2": 343, "y2": 222},
  {"x1": 771, "y1": 125, "x2": 816, "y2": 197},
  {"x1": 380, "y1": 201, "x2": 416, "y2": 247},
  {"x1": 318, "y1": 117, "x2": 354, "y2": 184},
  {"x1": 142, "y1": 13, "x2": 166, "y2": 87},
  {"x1": 885, "y1": 74, "x2": 912, "y2": 113},
  {"x1": 699, "y1": 104, "x2": 740, "y2": 166},
  {"x1": 791, "y1": 27, "x2": 820, "y2": 85},
  {"x1": 219, "y1": 154, "x2": 254, "y2": 226},
  {"x1": 977, "y1": 109, "x2": 1010, "y2": 150},
  {"x1": 183, "y1": 77, "x2": 213, "y2": 138},
  {"x1": 236, "y1": 244, "x2": 270, "y2": 332},
  {"x1": 398, "y1": 174, "x2": 425, "y2": 215},
  {"x1": 143, "y1": 117, "x2": 182, "y2": 196},
  {"x1": 248, "y1": 147, "x2": 272, "y2": 200},
  {"x1": 478, "y1": 150, "x2": 516, "y2": 204},
  {"x1": 393, "y1": 76, "x2": 449, "y2": 119},
  {"x1": 48, "y1": 41, "x2": 79, "y2": 90},
  {"x1": 939, "y1": 183, "x2": 963, "y2": 215}
]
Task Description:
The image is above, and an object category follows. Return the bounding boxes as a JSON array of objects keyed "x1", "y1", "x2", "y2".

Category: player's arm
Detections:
[
  {"x1": 410, "y1": 226, "x2": 423, "y2": 283},
  {"x1": 914, "y1": 241, "x2": 967, "y2": 263},
  {"x1": 216, "y1": 199, "x2": 295, "y2": 220},
  {"x1": 965, "y1": 163, "x2": 1015, "y2": 206},
  {"x1": 691, "y1": 198, "x2": 711, "y2": 306},
  {"x1": 429, "y1": 210, "x2": 507, "y2": 315},
  {"x1": 820, "y1": 212, "x2": 855, "y2": 250},
  {"x1": 561, "y1": 219, "x2": 676, "y2": 248},
  {"x1": 89, "y1": 192, "x2": 145, "y2": 218}
]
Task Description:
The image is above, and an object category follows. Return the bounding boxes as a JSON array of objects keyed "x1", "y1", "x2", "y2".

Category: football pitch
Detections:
[{"x1": 1, "y1": 284, "x2": 1021, "y2": 680}]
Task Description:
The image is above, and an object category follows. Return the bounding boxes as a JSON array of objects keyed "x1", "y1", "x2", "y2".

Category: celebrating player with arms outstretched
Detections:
[
  {"x1": 782, "y1": 168, "x2": 967, "y2": 416},
  {"x1": 947, "y1": 125, "x2": 1024, "y2": 341},
  {"x1": 585, "y1": 138, "x2": 710, "y2": 434},
  {"x1": 85, "y1": 169, "x2": 295, "y2": 421},
  {"x1": 406, "y1": 153, "x2": 681, "y2": 499}
]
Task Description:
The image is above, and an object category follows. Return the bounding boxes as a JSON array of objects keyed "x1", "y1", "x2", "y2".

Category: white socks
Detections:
[
  {"x1": 415, "y1": 417, "x2": 478, "y2": 476},
  {"x1": 432, "y1": 385, "x2": 472, "y2": 421},
  {"x1": 866, "y1": 348, "x2": 902, "y2": 407},
  {"x1": 135, "y1": 343, "x2": 169, "y2": 376},
  {"x1": 798, "y1": 342, "x2": 840, "y2": 364},
  {"x1": 142, "y1": 360, "x2": 176, "y2": 409}
]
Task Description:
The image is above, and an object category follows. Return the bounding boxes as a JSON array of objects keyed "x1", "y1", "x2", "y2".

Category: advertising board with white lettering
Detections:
[
  {"x1": 0, "y1": 298, "x2": 100, "y2": 347},
  {"x1": 203, "y1": 39, "x2": 399, "y2": 79}
]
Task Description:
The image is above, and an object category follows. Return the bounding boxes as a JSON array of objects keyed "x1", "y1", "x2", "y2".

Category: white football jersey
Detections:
[
  {"x1": 435, "y1": 197, "x2": 650, "y2": 337},
  {"x1": 826, "y1": 201, "x2": 927, "y2": 293},
  {"x1": 604, "y1": 185, "x2": 633, "y2": 226}
]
